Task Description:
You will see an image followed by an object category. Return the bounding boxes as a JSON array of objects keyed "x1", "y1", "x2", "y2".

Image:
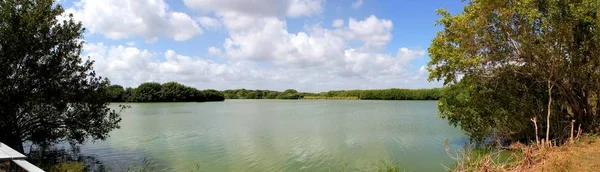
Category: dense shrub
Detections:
[{"x1": 108, "y1": 82, "x2": 225, "y2": 102}]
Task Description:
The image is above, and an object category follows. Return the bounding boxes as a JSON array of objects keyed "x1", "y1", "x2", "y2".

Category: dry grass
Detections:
[
  {"x1": 450, "y1": 135, "x2": 600, "y2": 172},
  {"x1": 529, "y1": 136, "x2": 600, "y2": 172}
]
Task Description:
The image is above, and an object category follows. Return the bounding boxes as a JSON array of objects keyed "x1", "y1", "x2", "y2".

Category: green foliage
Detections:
[
  {"x1": 276, "y1": 89, "x2": 300, "y2": 99},
  {"x1": 109, "y1": 82, "x2": 225, "y2": 102},
  {"x1": 0, "y1": 0, "x2": 121, "y2": 152},
  {"x1": 221, "y1": 89, "x2": 284, "y2": 99},
  {"x1": 160, "y1": 82, "x2": 193, "y2": 102},
  {"x1": 106, "y1": 85, "x2": 126, "y2": 102},
  {"x1": 316, "y1": 88, "x2": 444, "y2": 100},
  {"x1": 49, "y1": 162, "x2": 85, "y2": 172},
  {"x1": 264, "y1": 91, "x2": 279, "y2": 99},
  {"x1": 302, "y1": 96, "x2": 360, "y2": 100},
  {"x1": 219, "y1": 88, "x2": 443, "y2": 100},
  {"x1": 429, "y1": 0, "x2": 600, "y2": 144},
  {"x1": 201, "y1": 89, "x2": 225, "y2": 102},
  {"x1": 131, "y1": 82, "x2": 162, "y2": 102}
]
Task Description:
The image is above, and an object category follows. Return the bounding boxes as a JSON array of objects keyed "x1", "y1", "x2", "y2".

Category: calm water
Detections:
[{"x1": 78, "y1": 100, "x2": 466, "y2": 171}]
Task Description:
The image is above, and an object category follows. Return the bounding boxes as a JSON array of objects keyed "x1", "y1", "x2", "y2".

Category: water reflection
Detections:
[{"x1": 79, "y1": 100, "x2": 466, "y2": 171}]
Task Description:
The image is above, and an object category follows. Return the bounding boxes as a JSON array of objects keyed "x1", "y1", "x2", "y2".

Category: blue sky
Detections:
[{"x1": 59, "y1": 0, "x2": 465, "y2": 92}]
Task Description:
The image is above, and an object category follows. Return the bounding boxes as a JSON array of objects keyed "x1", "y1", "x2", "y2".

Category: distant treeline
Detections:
[
  {"x1": 222, "y1": 88, "x2": 444, "y2": 100},
  {"x1": 107, "y1": 82, "x2": 225, "y2": 102},
  {"x1": 106, "y1": 82, "x2": 443, "y2": 102},
  {"x1": 221, "y1": 89, "x2": 307, "y2": 99}
]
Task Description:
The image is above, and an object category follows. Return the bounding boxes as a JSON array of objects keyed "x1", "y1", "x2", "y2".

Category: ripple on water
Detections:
[{"x1": 82, "y1": 101, "x2": 467, "y2": 171}]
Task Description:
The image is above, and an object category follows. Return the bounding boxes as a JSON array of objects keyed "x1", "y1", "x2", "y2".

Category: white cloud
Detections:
[
  {"x1": 74, "y1": 0, "x2": 440, "y2": 91},
  {"x1": 84, "y1": 43, "x2": 158, "y2": 87},
  {"x1": 339, "y1": 48, "x2": 424, "y2": 77},
  {"x1": 347, "y1": 15, "x2": 393, "y2": 50},
  {"x1": 332, "y1": 19, "x2": 344, "y2": 28},
  {"x1": 126, "y1": 41, "x2": 136, "y2": 46},
  {"x1": 197, "y1": 16, "x2": 222, "y2": 30},
  {"x1": 352, "y1": 0, "x2": 363, "y2": 8},
  {"x1": 286, "y1": 0, "x2": 324, "y2": 17},
  {"x1": 219, "y1": 15, "x2": 394, "y2": 64},
  {"x1": 183, "y1": 0, "x2": 323, "y2": 18},
  {"x1": 208, "y1": 47, "x2": 223, "y2": 56},
  {"x1": 218, "y1": 15, "x2": 346, "y2": 68},
  {"x1": 86, "y1": 42, "x2": 437, "y2": 92},
  {"x1": 169, "y1": 12, "x2": 203, "y2": 41},
  {"x1": 85, "y1": 43, "x2": 269, "y2": 88},
  {"x1": 67, "y1": 0, "x2": 202, "y2": 41}
]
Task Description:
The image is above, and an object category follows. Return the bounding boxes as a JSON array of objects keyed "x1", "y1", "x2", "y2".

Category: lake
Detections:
[{"x1": 78, "y1": 100, "x2": 466, "y2": 171}]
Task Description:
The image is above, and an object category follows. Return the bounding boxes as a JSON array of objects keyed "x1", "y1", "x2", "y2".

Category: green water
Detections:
[{"x1": 79, "y1": 100, "x2": 466, "y2": 171}]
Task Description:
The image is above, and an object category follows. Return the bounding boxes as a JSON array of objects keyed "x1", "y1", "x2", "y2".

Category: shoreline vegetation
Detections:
[
  {"x1": 223, "y1": 88, "x2": 443, "y2": 100},
  {"x1": 106, "y1": 82, "x2": 444, "y2": 102},
  {"x1": 428, "y1": 0, "x2": 600, "y2": 171},
  {"x1": 301, "y1": 96, "x2": 360, "y2": 100},
  {"x1": 449, "y1": 134, "x2": 600, "y2": 171},
  {"x1": 107, "y1": 82, "x2": 226, "y2": 102}
]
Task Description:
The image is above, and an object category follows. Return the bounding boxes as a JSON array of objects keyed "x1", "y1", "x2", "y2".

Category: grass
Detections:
[
  {"x1": 449, "y1": 134, "x2": 600, "y2": 172},
  {"x1": 532, "y1": 135, "x2": 600, "y2": 171},
  {"x1": 48, "y1": 162, "x2": 85, "y2": 172}
]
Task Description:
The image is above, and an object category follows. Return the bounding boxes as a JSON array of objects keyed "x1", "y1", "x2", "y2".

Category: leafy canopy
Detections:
[
  {"x1": 429, "y1": 0, "x2": 600, "y2": 143},
  {"x1": 0, "y1": 0, "x2": 121, "y2": 152}
]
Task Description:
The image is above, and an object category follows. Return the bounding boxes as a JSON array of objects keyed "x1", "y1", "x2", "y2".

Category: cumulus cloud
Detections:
[
  {"x1": 208, "y1": 47, "x2": 223, "y2": 56},
  {"x1": 85, "y1": 41, "x2": 436, "y2": 91},
  {"x1": 338, "y1": 48, "x2": 424, "y2": 77},
  {"x1": 182, "y1": 0, "x2": 394, "y2": 65},
  {"x1": 197, "y1": 16, "x2": 222, "y2": 30},
  {"x1": 183, "y1": 0, "x2": 323, "y2": 18},
  {"x1": 66, "y1": 0, "x2": 202, "y2": 41},
  {"x1": 85, "y1": 43, "x2": 271, "y2": 88},
  {"x1": 219, "y1": 15, "x2": 394, "y2": 65},
  {"x1": 346, "y1": 15, "x2": 393, "y2": 50},
  {"x1": 332, "y1": 19, "x2": 344, "y2": 28},
  {"x1": 220, "y1": 15, "x2": 346, "y2": 67},
  {"x1": 286, "y1": 0, "x2": 324, "y2": 17},
  {"x1": 73, "y1": 0, "x2": 440, "y2": 91}
]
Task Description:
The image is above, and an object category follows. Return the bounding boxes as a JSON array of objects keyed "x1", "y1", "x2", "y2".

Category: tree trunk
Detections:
[
  {"x1": 531, "y1": 117, "x2": 540, "y2": 145},
  {"x1": 546, "y1": 81, "x2": 553, "y2": 146}
]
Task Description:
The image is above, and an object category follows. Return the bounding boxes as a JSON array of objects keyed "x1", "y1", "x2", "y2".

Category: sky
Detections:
[{"x1": 57, "y1": 0, "x2": 466, "y2": 92}]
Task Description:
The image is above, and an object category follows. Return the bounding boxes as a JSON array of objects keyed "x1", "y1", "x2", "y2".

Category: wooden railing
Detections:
[{"x1": 0, "y1": 142, "x2": 44, "y2": 172}]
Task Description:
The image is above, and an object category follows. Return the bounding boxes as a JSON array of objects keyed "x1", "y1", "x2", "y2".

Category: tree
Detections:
[
  {"x1": 277, "y1": 89, "x2": 300, "y2": 99},
  {"x1": 108, "y1": 82, "x2": 225, "y2": 102},
  {"x1": 201, "y1": 89, "x2": 225, "y2": 101},
  {"x1": 245, "y1": 92, "x2": 259, "y2": 99},
  {"x1": 160, "y1": 82, "x2": 190, "y2": 102},
  {"x1": 124, "y1": 87, "x2": 134, "y2": 101},
  {"x1": 264, "y1": 91, "x2": 279, "y2": 99},
  {"x1": 429, "y1": 0, "x2": 600, "y2": 144},
  {"x1": 131, "y1": 82, "x2": 162, "y2": 102},
  {"x1": 0, "y1": 0, "x2": 121, "y2": 152},
  {"x1": 106, "y1": 85, "x2": 126, "y2": 102}
]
